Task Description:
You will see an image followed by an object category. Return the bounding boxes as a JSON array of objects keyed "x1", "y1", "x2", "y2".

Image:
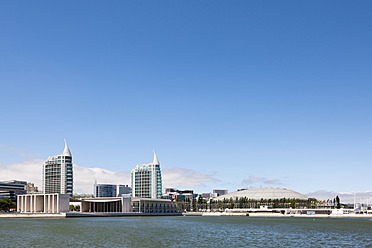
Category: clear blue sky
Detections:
[{"x1": 1, "y1": 1, "x2": 371, "y2": 194}]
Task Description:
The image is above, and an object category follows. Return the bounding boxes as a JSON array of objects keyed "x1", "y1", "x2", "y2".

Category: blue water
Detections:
[{"x1": 0, "y1": 216, "x2": 371, "y2": 247}]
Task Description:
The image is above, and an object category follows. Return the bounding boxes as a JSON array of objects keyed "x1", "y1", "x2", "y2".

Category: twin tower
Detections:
[
  {"x1": 42, "y1": 140, "x2": 73, "y2": 196},
  {"x1": 43, "y1": 141, "x2": 162, "y2": 199}
]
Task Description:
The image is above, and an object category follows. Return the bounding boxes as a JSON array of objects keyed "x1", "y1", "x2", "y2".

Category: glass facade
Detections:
[
  {"x1": 94, "y1": 184, "x2": 117, "y2": 198},
  {"x1": 0, "y1": 180, "x2": 27, "y2": 203}
]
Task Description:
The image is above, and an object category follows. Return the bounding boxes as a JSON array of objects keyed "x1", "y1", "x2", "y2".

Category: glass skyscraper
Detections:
[
  {"x1": 42, "y1": 140, "x2": 73, "y2": 196},
  {"x1": 131, "y1": 151, "x2": 162, "y2": 199}
]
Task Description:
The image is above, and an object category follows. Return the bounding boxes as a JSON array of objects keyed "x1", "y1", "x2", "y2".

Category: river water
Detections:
[{"x1": 0, "y1": 216, "x2": 371, "y2": 247}]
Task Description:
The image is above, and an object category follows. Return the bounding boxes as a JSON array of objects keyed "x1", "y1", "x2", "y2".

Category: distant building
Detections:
[
  {"x1": 117, "y1": 185, "x2": 131, "y2": 196},
  {"x1": 162, "y1": 189, "x2": 195, "y2": 201},
  {"x1": 94, "y1": 184, "x2": 117, "y2": 198},
  {"x1": 0, "y1": 180, "x2": 27, "y2": 203},
  {"x1": 26, "y1": 182, "x2": 39, "y2": 193},
  {"x1": 43, "y1": 140, "x2": 73, "y2": 196},
  {"x1": 213, "y1": 189, "x2": 228, "y2": 197},
  {"x1": 165, "y1": 188, "x2": 177, "y2": 193},
  {"x1": 213, "y1": 188, "x2": 308, "y2": 201},
  {"x1": 201, "y1": 192, "x2": 217, "y2": 199},
  {"x1": 131, "y1": 151, "x2": 162, "y2": 199},
  {"x1": 94, "y1": 184, "x2": 131, "y2": 198},
  {"x1": 178, "y1": 190, "x2": 194, "y2": 195}
]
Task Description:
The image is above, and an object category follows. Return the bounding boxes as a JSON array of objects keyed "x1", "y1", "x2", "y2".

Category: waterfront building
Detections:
[
  {"x1": 42, "y1": 140, "x2": 73, "y2": 196},
  {"x1": 131, "y1": 197, "x2": 179, "y2": 213},
  {"x1": 17, "y1": 193, "x2": 70, "y2": 213},
  {"x1": 131, "y1": 151, "x2": 162, "y2": 199},
  {"x1": 77, "y1": 196, "x2": 179, "y2": 214},
  {"x1": 0, "y1": 180, "x2": 27, "y2": 203}
]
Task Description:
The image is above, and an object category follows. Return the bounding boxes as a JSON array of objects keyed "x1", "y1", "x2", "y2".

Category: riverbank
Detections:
[
  {"x1": 0, "y1": 212, "x2": 182, "y2": 218},
  {"x1": 1, "y1": 211, "x2": 371, "y2": 219},
  {"x1": 183, "y1": 212, "x2": 372, "y2": 218},
  {"x1": 0, "y1": 213, "x2": 66, "y2": 218}
]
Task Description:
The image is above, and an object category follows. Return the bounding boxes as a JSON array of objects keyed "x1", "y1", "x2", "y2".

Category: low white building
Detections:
[
  {"x1": 131, "y1": 198, "x2": 178, "y2": 213},
  {"x1": 76, "y1": 197, "x2": 179, "y2": 213},
  {"x1": 79, "y1": 197, "x2": 132, "y2": 213},
  {"x1": 17, "y1": 194, "x2": 70, "y2": 213}
]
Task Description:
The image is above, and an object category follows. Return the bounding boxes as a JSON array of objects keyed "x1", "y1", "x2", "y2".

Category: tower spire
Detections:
[
  {"x1": 63, "y1": 139, "x2": 71, "y2": 157},
  {"x1": 153, "y1": 150, "x2": 159, "y2": 165}
]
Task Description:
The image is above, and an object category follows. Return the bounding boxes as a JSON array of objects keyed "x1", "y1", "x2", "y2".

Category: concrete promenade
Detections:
[
  {"x1": 183, "y1": 212, "x2": 372, "y2": 218},
  {"x1": 1, "y1": 211, "x2": 370, "y2": 219},
  {"x1": 0, "y1": 213, "x2": 66, "y2": 218},
  {"x1": 0, "y1": 212, "x2": 182, "y2": 218}
]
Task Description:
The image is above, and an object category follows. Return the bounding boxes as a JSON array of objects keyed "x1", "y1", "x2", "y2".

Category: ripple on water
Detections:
[{"x1": 0, "y1": 217, "x2": 371, "y2": 247}]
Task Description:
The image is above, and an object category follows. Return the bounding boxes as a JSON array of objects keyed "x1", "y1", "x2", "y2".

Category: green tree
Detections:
[
  {"x1": 0, "y1": 198, "x2": 16, "y2": 211},
  {"x1": 69, "y1": 205, "x2": 81, "y2": 212}
]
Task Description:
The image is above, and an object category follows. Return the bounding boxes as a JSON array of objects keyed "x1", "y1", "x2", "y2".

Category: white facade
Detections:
[
  {"x1": 80, "y1": 197, "x2": 132, "y2": 213},
  {"x1": 17, "y1": 194, "x2": 70, "y2": 213},
  {"x1": 131, "y1": 151, "x2": 162, "y2": 199},
  {"x1": 78, "y1": 197, "x2": 178, "y2": 213},
  {"x1": 131, "y1": 198, "x2": 178, "y2": 213},
  {"x1": 43, "y1": 140, "x2": 73, "y2": 196}
]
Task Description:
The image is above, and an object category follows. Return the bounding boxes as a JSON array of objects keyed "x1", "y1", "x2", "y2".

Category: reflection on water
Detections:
[{"x1": 0, "y1": 217, "x2": 371, "y2": 247}]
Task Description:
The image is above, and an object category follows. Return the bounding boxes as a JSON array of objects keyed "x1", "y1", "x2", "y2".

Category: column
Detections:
[
  {"x1": 49, "y1": 195, "x2": 52, "y2": 213},
  {"x1": 43, "y1": 195, "x2": 47, "y2": 213},
  {"x1": 52, "y1": 195, "x2": 55, "y2": 213},
  {"x1": 19, "y1": 196, "x2": 22, "y2": 212},
  {"x1": 33, "y1": 195, "x2": 37, "y2": 213},
  {"x1": 25, "y1": 195, "x2": 28, "y2": 213},
  {"x1": 28, "y1": 195, "x2": 31, "y2": 212},
  {"x1": 31, "y1": 195, "x2": 33, "y2": 212},
  {"x1": 57, "y1": 195, "x2": 59, "y2": 213},
  {"x1": 29, "y1": 195, "x2": 32, "y2": 213}
]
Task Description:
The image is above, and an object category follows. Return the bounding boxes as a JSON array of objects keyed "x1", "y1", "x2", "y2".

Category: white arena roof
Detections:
[{"x1": 213, "y1": 188, "x2": 308, "y2": 201}]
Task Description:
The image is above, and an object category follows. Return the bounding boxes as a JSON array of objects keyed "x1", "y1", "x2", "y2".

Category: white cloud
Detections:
[
  {"x1": 306, "y1": 190, "x2": 372, "y2": 204},
  {"x1": 0, "y1": 159, "x2": 44, "y2": 187},
  {"x1": 0, "y1": 159, "x2": 217, "y2": 194},
  {"x1": 74, "y1": 166, "x2": 130, "y2": 193},
  {"x1": 242, "y1": 176, "x2": 284, "y2": 186},
  {"x1": 162, "y1": 168, "x2": 218, "y2": 189}
]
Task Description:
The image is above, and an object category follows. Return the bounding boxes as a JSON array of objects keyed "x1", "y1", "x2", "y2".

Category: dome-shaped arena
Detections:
[{"x1": 213, "y1": 188, "x2": 308, "y2": 201}]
